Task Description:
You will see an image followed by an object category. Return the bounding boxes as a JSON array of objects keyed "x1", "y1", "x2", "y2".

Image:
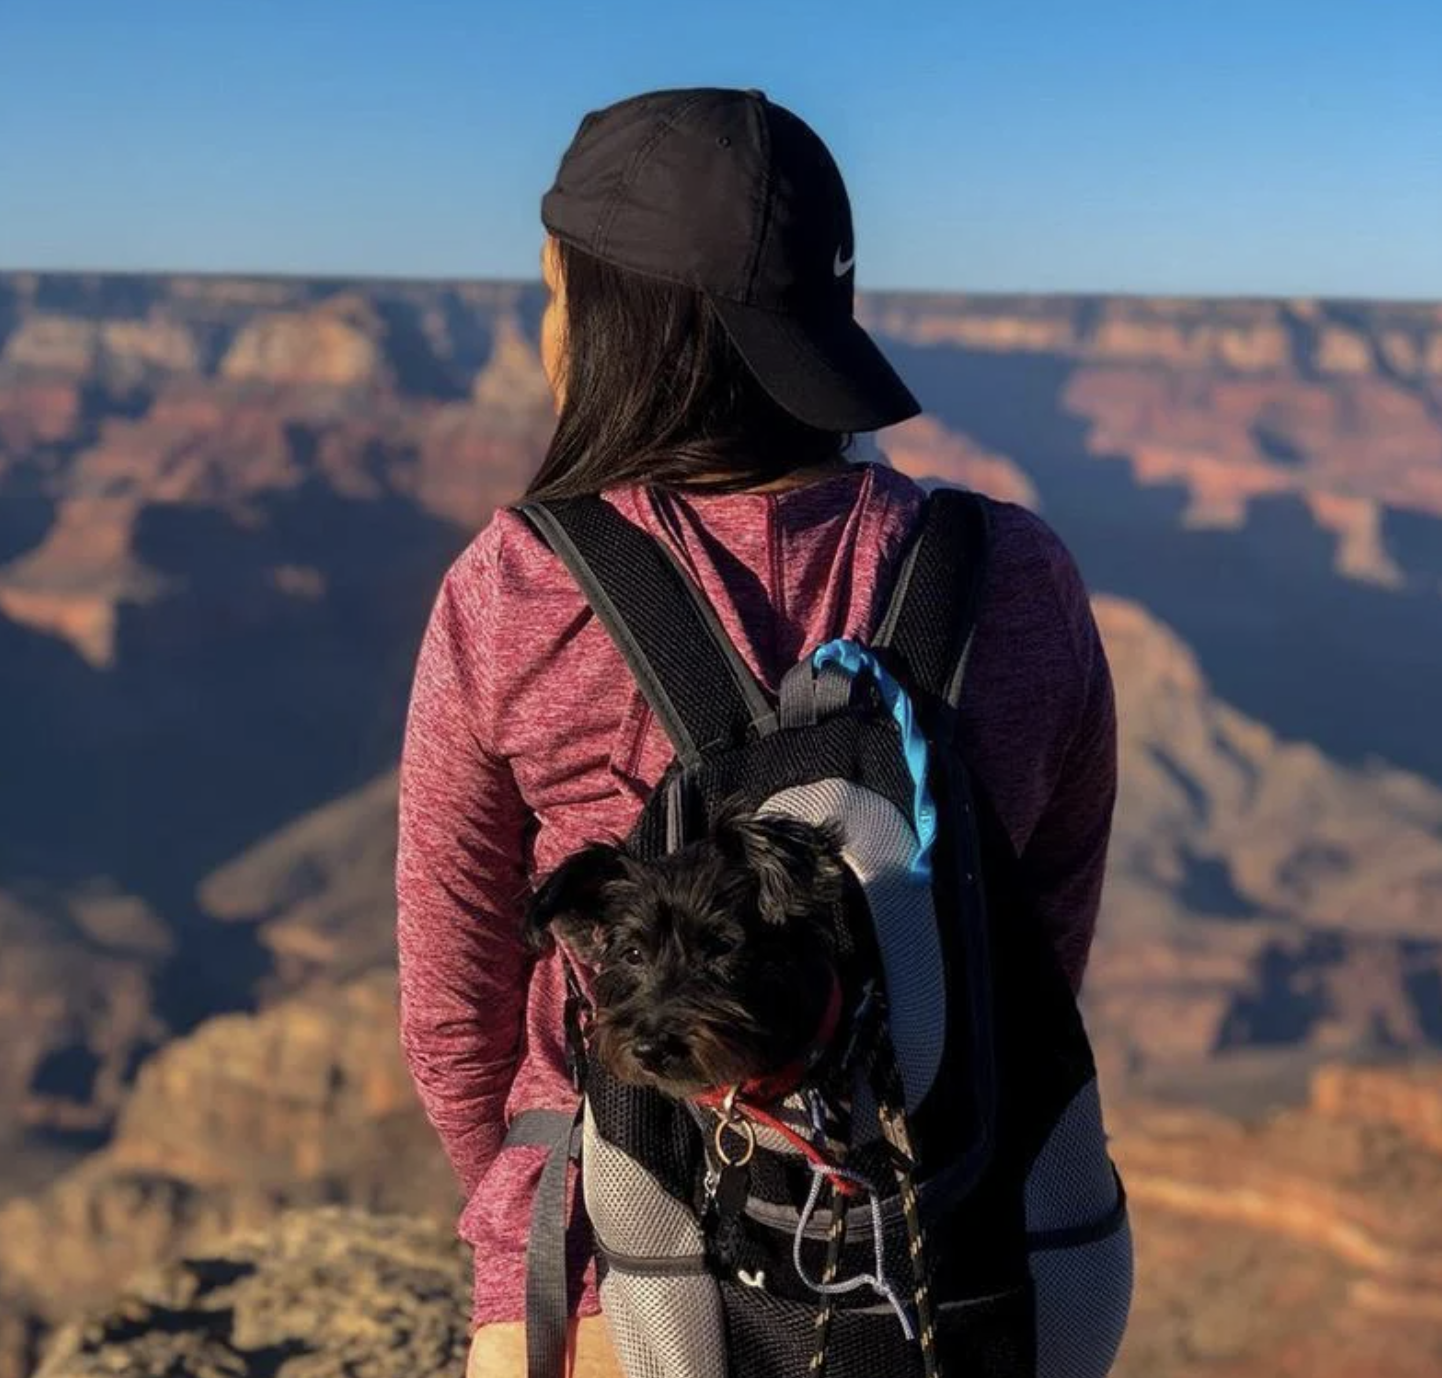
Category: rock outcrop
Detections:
[
  {"x1": 0, "y1": 887, "x2": 168, "y2": 1156},
  {"x1": 1, "y1": 314, "x2": 201, "y2": 388},
  {"x1": 1099, "y1": 594, "x2": 1442, "y2": 937},
  {"x1": 102, "y1": 971, "x2": 442, "y2": 1197},
  {"x1": 0, "y1": 973, "x2": 456, "y2": 1378},
  {"x1": 1112, "y1": 1062, "x2": 1442, "y2": 1377},
  {"x1": 0, "y1": 380, "x2": 83, "y2": 454},
  {"x1": 860, "y1": 292, "x2": 1442, "y2": 384},
  {"x1": 878, "y1": 414, "x2": 1039, "y2": 508},
  {"x1": 198, "y1": 772, "x2": 402, "y2": 991},
  {"x1": 858, "y1": 290, "x2": 1442, "y2": 586},
  {"x1": 32, "y1": 1208, "x2": 470, "y2": 1378},
  {"x1": 1310, "y1": 1062, "x2": 1442, "y2": 1156},
  {"x1": 1065, "y1": 365, "x2": 1442, "y2": 569},
  {"x1": 470, "y1": 313, "x2": 554, "y2": 423},
  {"x1": 1087, "y1": 594, "x2": 1442, "y2": 1092},
  {"x1": 0, "y1": 316, "x2": 544, "y2": 664},
  {"x1": 219, "y1": 296, "x2": 390, "y2": 390}
]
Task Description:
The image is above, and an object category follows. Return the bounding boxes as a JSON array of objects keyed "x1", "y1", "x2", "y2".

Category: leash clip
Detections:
[{"x1": 713, "y1": 1086, "x2": 758, "y2": 1168}]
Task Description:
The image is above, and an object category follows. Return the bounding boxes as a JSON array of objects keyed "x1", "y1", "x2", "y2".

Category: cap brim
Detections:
[{"x1": 712, "y1": 299, "x2": 921, "y2": 433}]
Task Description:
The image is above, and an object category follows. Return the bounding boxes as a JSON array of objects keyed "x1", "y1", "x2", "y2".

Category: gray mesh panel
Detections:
[
  {"x1": 1026, "y1": 1077, "x2": 1133, "y2": 1377},
  {"x1": 582, "y1": 1103, "x2": 706, "y2": 1258},
  {"x1": 758, "y1": 781, "x2": 945, "y2": 1111},
  {"x1": 1031, "y1": 1219, "x2": 1133, "y2": 1378},
  {"x1": 601, "y1": 1272, "x2": 728, "y2": 1378},
  {"x1": 584, "y1": 1104, "x2": 728, "y2": 1378},
  {"x1": 1024, "y1": 1077, "x2": 1117, "y2": 1231}
]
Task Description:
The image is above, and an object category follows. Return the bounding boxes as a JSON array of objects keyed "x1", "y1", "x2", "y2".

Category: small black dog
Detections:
[{"x1": 528, "y1": 811, "x2": 847, "y2": 1100}]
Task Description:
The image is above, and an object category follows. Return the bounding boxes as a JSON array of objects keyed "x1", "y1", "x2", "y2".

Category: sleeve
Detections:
[
  {"x1": 1019, "y1": 548, "x2": 1118, "y2": 995},
  {"x1": 395, "y1": 529, "x2": 533, "y2": 1199}
]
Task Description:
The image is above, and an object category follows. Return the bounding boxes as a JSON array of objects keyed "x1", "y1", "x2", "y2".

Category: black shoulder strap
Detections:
[
  {"x1": 517, "y1": 496, "x2": 776, "y2": 768},
  {"x1": 874, "y1": 488, "x2": 990, "y2": 736}
]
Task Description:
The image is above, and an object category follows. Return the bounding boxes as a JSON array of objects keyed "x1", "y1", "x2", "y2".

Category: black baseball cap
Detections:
[{"x1": 541, "y1": 87, "x2": 920, "y2": 433}]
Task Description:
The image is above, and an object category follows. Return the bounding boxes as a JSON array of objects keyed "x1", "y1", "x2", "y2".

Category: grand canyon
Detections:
[{"x1": 2, "y1": 272, "x2": 1441, "y2": 1377}]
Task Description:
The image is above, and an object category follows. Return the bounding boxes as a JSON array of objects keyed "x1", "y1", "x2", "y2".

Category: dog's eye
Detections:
[
  {"x1": 620, "y1": 946, "x2": 644, "y2": 967},
  {"x1": 701, "y1": 932, "x2": 738, "y2": 960}
]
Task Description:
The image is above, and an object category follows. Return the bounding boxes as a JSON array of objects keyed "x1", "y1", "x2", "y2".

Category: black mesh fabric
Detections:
[
  {"x1": 585, "y1": 1068, "x2": 704, "y2": 1209},
  {"x1": 965, "y1": 770, "x2": 1097, "y2": 1179},
  {"x1": 522, "y1": 497, "x2": 771, "y2": 762},
  {"x1": 875, "y1": 489, "x2": 990, "y2": 725},
  {"x1": 933, "y1": 1284, "x2": 1038, "y2": 1378},
  {"x1": 719, "y1": 1279, "x2": 1035, "y2": 1378},
  {"x1": 706, "y1": 1194, "x2": 913, "y2": 1310},
  {"x1": 630, "y1": 712, "x2": 917, "y2": 862}
]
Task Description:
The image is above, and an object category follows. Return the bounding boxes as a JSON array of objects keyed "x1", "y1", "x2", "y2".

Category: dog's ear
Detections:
[
  {"x1": 526, "y1": 843, "x2": 630, "y2": 958},
  {"x1": 716, "y1": 812, "x2": 847, "y2": 926}
]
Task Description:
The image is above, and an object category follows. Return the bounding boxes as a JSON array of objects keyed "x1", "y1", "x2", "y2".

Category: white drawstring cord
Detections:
[{"x1": 791, "y1": 1159, "x2": 916, "y2": 1341}]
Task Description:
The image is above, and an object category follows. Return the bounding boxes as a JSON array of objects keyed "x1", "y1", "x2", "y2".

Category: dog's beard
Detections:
[{"x1": 592, "y1": 998, "x2": 773, "y2": 1099}]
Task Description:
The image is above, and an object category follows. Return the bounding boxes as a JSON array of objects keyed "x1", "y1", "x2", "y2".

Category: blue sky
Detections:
[{"x1": 1, "y1": 0, "x2": 1439, "y2": 298}]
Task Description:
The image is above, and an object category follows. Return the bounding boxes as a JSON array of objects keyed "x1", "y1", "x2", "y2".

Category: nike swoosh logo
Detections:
[{"x1": 833, "y1": 247, "x2": 855, "y2": 277}]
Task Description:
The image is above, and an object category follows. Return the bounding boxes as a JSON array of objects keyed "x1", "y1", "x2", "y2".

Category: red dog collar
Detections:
[
  {"x1": 694, "y1": 967, "x2": 862, "y2": 1195},
  {"x1": 695, "y1": 966, "x2": 844, "y2": 1109}
]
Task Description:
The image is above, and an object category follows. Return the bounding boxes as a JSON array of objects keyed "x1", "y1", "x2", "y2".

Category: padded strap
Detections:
[
  {"x1": 504, "y1": 1106, "x2": 583, "y2": 1150},
  {"x1": 518, "y1": 497, "x2": 776, "y2": 768},
  {"x1": 875, "y1": 488, "x2": 990, "y2": 734},
  {"x1": 507, "y1": 1107, "x2": 585, "y2": 1378}
]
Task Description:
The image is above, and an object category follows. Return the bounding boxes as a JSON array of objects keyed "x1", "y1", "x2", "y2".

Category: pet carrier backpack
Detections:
[{"x1": 506, "y1": 487, "x2": 1133, "y2": 1378}]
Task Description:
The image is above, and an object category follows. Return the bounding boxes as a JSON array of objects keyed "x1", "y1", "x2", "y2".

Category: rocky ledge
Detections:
[{"x1": 33, "y1": 1207, "x2": 471, "y2": 1378}]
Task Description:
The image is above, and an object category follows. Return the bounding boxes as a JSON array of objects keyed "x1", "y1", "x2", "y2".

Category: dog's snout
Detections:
[
  {"x1": 632, "y1": 1032, "x2": 685, "y2": 1074},
  {"x1": 632, "y1": 1037, "x2": 663, "y2": 1072}
]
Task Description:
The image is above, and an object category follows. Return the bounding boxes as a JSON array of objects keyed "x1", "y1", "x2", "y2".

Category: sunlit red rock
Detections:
[
  {"x1": 220, "y1": 294, "x2": 390, "y2": 389},
  {"x1": 879, "y1": 414, "x2": 1039, "y2": 508}
]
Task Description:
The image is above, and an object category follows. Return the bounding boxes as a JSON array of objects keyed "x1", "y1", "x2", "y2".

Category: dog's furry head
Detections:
[{"x1": 529, "y1": 811, "x2": 846, "y2": 1099}]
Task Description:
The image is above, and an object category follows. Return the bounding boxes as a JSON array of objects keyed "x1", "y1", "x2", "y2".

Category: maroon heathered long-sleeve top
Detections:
[{"x1": 395, "y1": 462, "x2": 1116, "y2": 1329}]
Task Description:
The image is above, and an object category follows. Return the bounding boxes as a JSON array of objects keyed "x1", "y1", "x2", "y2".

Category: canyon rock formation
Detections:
[{"x1": 3, "y1": 272, "x2": 1440, "y2": 1377}]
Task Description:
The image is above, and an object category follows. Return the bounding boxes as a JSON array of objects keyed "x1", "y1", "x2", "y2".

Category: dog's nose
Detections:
[
  {"x1": 633, "y1": 1038, "x2": 665, "y2": 1072},
  {"x1": 633, "y1": 1035, "x2": 681, "y2": 1074}
]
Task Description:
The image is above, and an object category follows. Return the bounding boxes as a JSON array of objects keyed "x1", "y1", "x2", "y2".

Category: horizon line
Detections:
[{"x1": 2, "y1": 263, "x2": 1440, "y2": 311}]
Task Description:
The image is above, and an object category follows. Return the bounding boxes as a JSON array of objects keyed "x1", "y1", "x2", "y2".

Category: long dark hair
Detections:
[{"x1": 525, "y1": 239, "x2": 850, "y2": 503}]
